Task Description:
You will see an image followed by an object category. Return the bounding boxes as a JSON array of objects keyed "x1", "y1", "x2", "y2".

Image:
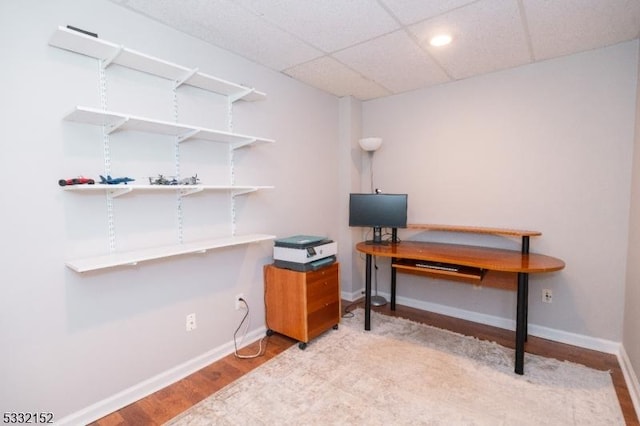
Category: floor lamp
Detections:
[{"x1": 359, "y1": 137, "x2": 387, "y2": 307}]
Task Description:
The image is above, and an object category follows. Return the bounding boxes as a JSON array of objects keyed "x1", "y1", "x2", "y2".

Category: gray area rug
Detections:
[{"x1": 166, "y1": 309, "x2": 623, "y2": 425}]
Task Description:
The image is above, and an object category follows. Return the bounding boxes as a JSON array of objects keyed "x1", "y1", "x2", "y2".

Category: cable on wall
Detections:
[{"x1": 233, "y1": 298, "x2": 267, "y2": 359}]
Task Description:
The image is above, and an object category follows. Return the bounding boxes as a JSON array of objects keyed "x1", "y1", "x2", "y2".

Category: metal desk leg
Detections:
[
  {"x1": 515, "y1": 271, "x2": 528, "y2": 375},
  {"x1": 365, "y1": 253, "x2": 372, "y2": 331},
  {"x1": 521, "y1": 236, "x2": 530, "y2": 341},
  {"x1": 524, "y1": 274, "x2": 529, "y2": 340},
  {"x1": 391, "y1": 259, "x2": 397, "y2": 311}
]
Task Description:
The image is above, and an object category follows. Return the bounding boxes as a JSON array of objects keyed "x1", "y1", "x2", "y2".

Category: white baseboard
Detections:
[
  {"x1": 341, "y1": 289, "x2": 364, "y2": 301},
  {"x1": 55, "y1": 327, "x2": 266, "y2": 426},
  {"x1": 619, "y1": 346, "x2": 640, "y2": 419}
]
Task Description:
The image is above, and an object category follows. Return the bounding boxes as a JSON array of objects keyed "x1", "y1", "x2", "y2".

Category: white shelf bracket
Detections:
[
  {"x1": 107, "y1": 186, "x2": 133, "y2": 198},
  {"x1": 175, "y1": 67, "x2": 199, "y2": 88},
  {"x1": 102, "y1": 46, "x2": 124, "y2": 69},
  {"x1": 106, "y1": 116, "x2": 129, "y2": 134},
  {"x1": 229, "y1": 87, "x2": 255, "y2": 103},
  {"x1": 179, "y1": 187, "x2": 204, "y2": 196},
  {"x1": 232, "y1": 187, "x2": 257, "y2": 197},
  {"x1": 177, "y1": 129, "x2": 201, "y2": 142},
  {"x1": 231, "y1": 138, "x2": 257, "y2": 150}
]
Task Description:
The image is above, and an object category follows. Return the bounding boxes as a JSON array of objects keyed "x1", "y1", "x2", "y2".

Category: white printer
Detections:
[{"x1": 273, "y1": 235, "x2": 337, "y2": 272}]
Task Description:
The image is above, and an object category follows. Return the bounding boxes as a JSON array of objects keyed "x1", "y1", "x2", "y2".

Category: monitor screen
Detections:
[{"x1": 349, "y1": 193, "x2": 408, "y2": 243}]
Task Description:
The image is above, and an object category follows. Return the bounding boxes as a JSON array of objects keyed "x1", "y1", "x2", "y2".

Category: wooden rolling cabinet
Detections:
[{"x1": 264, "y1": 263, "x2": 340, "y2": 349}]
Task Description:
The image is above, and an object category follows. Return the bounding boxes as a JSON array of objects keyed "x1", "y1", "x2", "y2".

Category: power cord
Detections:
[
  {"x1": 233, "y1": 298, "x2": 268, "y2": 359},
  {"x1": 342, "y1": 299, "x2": 362, "y2": 318}
]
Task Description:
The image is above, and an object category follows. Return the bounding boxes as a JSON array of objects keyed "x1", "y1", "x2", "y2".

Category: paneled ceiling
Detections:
[{"x1": 110, "y1": 0, "x2": 640, "y2": 100}]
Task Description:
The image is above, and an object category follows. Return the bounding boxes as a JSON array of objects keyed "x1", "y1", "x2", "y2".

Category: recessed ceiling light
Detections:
[{"x1": 430, "y1": 34, "x2": 452, "y2": 47}]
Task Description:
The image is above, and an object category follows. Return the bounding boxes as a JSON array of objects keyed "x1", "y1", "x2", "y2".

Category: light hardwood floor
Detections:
[{"x1": 92, "y1": 301, "x2": 639, "y2": 425}]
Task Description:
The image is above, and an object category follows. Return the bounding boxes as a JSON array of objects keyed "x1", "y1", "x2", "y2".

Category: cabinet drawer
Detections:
[
  {"x1": 307, "y1": 301, "x2": 340, "y2": 340},
  {"x1": 305, "y1": 263, "x2": 339, "y2": 285},
  {"x1": 307, "y1": 278, "x2": 339, "y2": 312}
]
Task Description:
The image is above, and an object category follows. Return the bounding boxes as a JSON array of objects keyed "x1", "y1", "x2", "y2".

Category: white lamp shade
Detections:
[{"x1": 359, "y1": 137, "x2": 382, "y2": 152}]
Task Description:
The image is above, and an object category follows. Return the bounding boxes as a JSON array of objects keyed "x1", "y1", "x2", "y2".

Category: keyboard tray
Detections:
[{"x1": 392, "y1": 258, "x2": 484, "y2": 281}]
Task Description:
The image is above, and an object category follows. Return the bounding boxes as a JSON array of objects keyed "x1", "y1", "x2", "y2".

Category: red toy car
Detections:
[{"x1": 58, "y1": 177, "x2": 95, "y2": 186}]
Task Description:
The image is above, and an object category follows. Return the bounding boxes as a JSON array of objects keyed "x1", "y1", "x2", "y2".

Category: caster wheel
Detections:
[
  {"x1": 266, "y1": 329, "x2": 274, "y2": 337},
  {"x1": 298, "y1": 342, "x2": 307, "y2": 350},
  {"x1": 333, "y1": 324, "x2": 339, "y2": 330}
]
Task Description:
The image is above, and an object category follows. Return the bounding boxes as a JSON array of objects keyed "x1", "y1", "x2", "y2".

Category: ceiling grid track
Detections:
[{"x1": 516, "y1": 0, "x2": 536, "y2": 62}]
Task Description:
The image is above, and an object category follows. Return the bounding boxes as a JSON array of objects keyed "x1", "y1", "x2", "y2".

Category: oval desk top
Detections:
[{"x1": 356, "y1": 241, "x2": 565, "y2": 274}]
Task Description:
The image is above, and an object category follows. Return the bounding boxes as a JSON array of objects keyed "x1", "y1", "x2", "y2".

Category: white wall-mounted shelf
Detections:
[
  {"x1": 65, "y1": 234, "x2": 276, "y2": 273},
  {"x1": 49, "y1": 26, "x2": 266, "y2": 102},
  {"x1": 54, "y1": 25, "x2": 275, "y2": 273},
  {"x1": 61, "y1": 184, "x2": 274, "y2": 198},
  {"x1": 64, "y1": 106, "x2": 274, "y2": 148}
]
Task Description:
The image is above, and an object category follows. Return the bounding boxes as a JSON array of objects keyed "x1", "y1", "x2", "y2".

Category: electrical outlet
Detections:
[
  {"x1": 542, "y1": 289, "x2": 552, "y2": 304},
  {"x1": 235, "y1": 293, "x2": 245, "y2": 310},
  {"x1": 186, "y1": 313, "x2": 197, "y2": 331}
]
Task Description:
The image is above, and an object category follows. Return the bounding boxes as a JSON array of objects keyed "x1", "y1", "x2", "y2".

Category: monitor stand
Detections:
[
  {"x1": 365, "y1": 227, "x2": 400, "y2": 245},
  {"x1": 365, "y1": 227, "x2": 384, "y2": 245},
  {"x1": 372, "y1": 226, "x2": 382, "y2": 244}
]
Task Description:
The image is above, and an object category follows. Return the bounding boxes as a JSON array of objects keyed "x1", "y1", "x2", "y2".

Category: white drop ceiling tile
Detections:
[
  {"x1": 110, "y1": 0, "x2": 640, "y2": 100},
  {"x1": 235, "y1": 0, "x2": 400, "y2": 52},
  {"x1": 115, "y1": 0, "x2": 323, "y2": 70},
  {"x1": 380, "y1": 0, "x2": 478, "y2": 25},
  {"x1": 410, "y1": 0, "x2": 532, "y2": 80},
  {"x1": 523, "y1": 0, "x2": 640, "y2": 61},
  {"x1": 285, "y1": 56, "x2": 391, "y2": 100},
  {"x1": 192, "y1": 15, "x2": 323, "y2": 71},
  {"x1": 334, "y1": 30, "x2": 450, "y2": 94}
]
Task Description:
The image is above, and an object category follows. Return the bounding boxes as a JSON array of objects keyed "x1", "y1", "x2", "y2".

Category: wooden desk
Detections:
[{"x1": 356, "y1": 225, "x2": 565, "y2": 375}]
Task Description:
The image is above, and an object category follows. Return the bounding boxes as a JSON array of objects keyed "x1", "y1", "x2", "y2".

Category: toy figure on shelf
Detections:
[
  {"x1": 179, "y1": 174, "x2": 200, "y2": 185},
  {"x1": 58, "y1": 177, "x2": 95, "y2": 186},
  {"x1": 148, "y1": 175, "x2": 177, "y2": 185},
  {"x1": 148, "y1": 174, "x2": 200, "y2": 185},
  {"x1": 99, "y1": 175, "x2": 135, "y2": 185}
]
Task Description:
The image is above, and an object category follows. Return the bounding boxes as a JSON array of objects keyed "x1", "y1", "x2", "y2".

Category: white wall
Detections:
[
  {"x1": 0, "y1": 0, "x2": 339, "y2": 421},
  {"x1": 362, "y1": 41, "x2": 639, "y2": 343},
  {"x1": 624, "y1": 41, "x2": 640, "y2": 407}
]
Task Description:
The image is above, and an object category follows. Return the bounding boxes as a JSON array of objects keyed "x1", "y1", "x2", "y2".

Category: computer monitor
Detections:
[{"x1": 349, "y1": 193, "x2": 408, "y2": 244}]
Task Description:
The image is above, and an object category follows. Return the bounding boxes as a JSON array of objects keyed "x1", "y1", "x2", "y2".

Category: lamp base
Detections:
[{"x1": 371, "y1": 295, "x2": 387, "y2": 307}]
